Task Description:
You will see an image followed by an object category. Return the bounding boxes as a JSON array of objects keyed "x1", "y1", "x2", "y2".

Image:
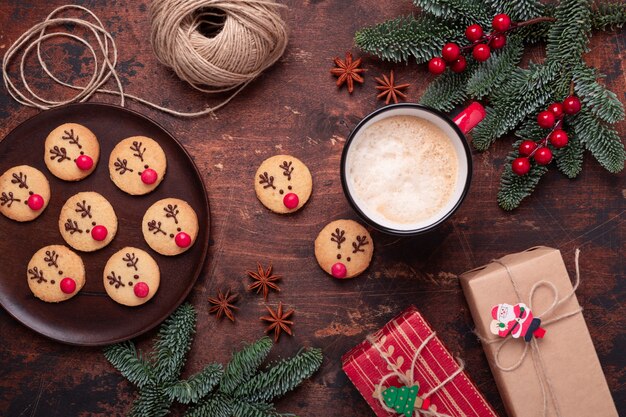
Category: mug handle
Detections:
[{"x1": 452, "y1": 102, "x2": 486, "y2": 134}]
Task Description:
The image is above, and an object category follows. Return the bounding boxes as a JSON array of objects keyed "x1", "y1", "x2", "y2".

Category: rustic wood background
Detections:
[{"x1": 0, "y1": 0, "x2": 623, "y2": 416}]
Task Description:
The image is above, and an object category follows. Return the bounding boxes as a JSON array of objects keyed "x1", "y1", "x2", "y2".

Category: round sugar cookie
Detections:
[
  {"x1": 27, "y1": 245, "x2": 85, "y2": 302},
  {"x1": 254, "y1": 155, "x2": 312, "y2": 214},
  {"x1": 0, "y1": 165, "x2": 50, "y2": 222},
  {"x1": 142, "y1": 198, "x2": 198, "y2": 256},
  {"x1": 314, "y1": 219, "x2": 374, "y2": 279},
  {"x1": 44, "y1": 123, "x2": 100, "y2": 181},
  {"x1": 59, "y1": 192, "x2": 118, "y2": 252},
  {"x1": 103, "y1": 247, "x2": 160, "y2": 306},
  {"x1": 109, "y1": 136, "x2": 167, "y2": 195}
]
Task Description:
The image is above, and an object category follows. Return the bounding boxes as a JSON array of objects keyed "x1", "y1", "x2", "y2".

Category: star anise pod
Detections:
[
  {"x1": 375, "y1": 70, "x2": 410, "y2": 104},
  {"x1": 330, "y1": 52, "x2": 365, "y2": 94},
  {"x1": 247, "y1": 262, "x2": 281, "y2": 300},
  {"x1": 260, "y1": 302, "x2": 294, "y2": 342},
  {"x1": 208, "y1": 289, "x2": 239, "y2": 322}
]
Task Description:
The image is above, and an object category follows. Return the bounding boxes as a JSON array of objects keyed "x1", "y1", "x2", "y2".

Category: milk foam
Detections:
[{"x1": 347, "y1": 115, "x2": 458, "y2": 225}]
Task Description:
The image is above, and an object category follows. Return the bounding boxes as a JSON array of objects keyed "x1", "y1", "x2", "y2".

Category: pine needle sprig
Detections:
[
  {"x1": 485, "y1": 0, "x2": 544, "y2": 21},
  {"x1": 554, "y1": 128, "x2": 585, "y2": 178},
  {"x1": 571, "y1": 108, "x2": 625, "y2": 173},
  {"x1": 572, "y1": 65, "x2": 625, "y2": 124},
  {"x1": 185, "y1": 394, "x2": 233, "y2": 417},
  {"x1": 166, "y1": 364, "x2": 223, "y2": 404},
  {"x1": 104, "y1": 341, "x2": 153, "y2": 388},
  {"x1": 220, "y1": 337, "x2": 273, "y2": 394},
  {"x1": 153, "y1": 302, "x2": 197, "y2": 382},
  {"x1": 591, "y1": 2, "x2": 626, "y2": 31},
  {"x1": 420, "y1": 62, "x2": 477, "y2": 111},
  {"x1": 498, "y1": 140, "x2": 549, "y2": 210},
  {"x1": 413, "y1": 0, "x2": 492, "y2": 26},
  {"x1": 545, "y1": 0, "x2": 592, "y2": 66},
  {"x1": 354, "y1": 15, "x2": 466, "y2": 63}
]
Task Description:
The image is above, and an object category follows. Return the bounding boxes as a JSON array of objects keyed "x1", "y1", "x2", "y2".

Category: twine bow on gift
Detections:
[
  {"x1": 478, "y1": 249, "x2": 583, "y2": 417},
  {"x1": 367, "y1": 332, "x2": 465, "y2": 417}
]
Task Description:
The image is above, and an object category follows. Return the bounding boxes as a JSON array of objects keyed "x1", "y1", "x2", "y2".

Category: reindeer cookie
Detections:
[
  {"x1": 27, "y1": 245, "x2": 85, "y2": 302},
  {"x1": 103, "y1": 247, "x2": 160, "y2": 306},
  {"x1": 314, "y1": 219, "x2": 374, "y2": 279},
  {"x1": 254, "y1": 155, "x2": 312, "y2": 214},
  {"x1": 109, "y1": 136, "x2": 167, "y2": 195},
  {"x1": 0, "y1": 165, "x2": 50, "y2": 222},
  {"x1": 58, "y1": 192, "x2": 118, "y2": 252},
  {"x1": 142, "y1": 198, "x2": 198, "y2": 256},
  {"x1": 44, "y1": 123, "x2": 100, "y2": 181}
]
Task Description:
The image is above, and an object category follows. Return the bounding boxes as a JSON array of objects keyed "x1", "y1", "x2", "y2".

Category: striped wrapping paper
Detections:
[{"x1": 342, "y1": 306, "x2": 498, "y2": 417}]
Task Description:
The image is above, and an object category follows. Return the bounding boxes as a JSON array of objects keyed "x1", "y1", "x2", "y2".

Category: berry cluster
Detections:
[
  {"x1": 428, "y1": 14, "x2": 513, "y2": 74},
  {"x1": 512, "y1": 96, "x2": 582, "y2": 175}
]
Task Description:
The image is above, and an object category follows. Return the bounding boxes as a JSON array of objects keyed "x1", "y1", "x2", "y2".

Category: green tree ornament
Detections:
[{"x1": 383, "y1": 385, "x2": 420, "y2": 417}]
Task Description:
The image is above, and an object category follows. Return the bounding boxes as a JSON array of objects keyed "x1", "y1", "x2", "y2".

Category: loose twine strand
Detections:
[
  {"x1": 2, "y1": 2, "x2": 288, "y2": 117},
  {"x1": 477, "y1": 248, "x2": 583, "y2": 417},
  {"x1": 367, "y1": 332, "x2": 465, "y2": 417}
]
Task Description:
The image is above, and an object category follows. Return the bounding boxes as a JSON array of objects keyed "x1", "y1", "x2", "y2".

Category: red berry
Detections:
[
  {"x1": 563, "y1": 96, "x2": 581, "y2": 115},
  {"x1": 134, "y1": 282, "x2": 149, "y2": 298},
  {"x1": 141, "y1": 168, "x2": 158, "y2": 185},
  {"x1": 512, "y1": 157, "x2": 531, "y2": 175},
  {"x1": 465, "y1": 24, "x2": 484, "y2": 42},
  {"x1": 549, "y1": 130, "x2": 569, "y2": 148},
  {"x1": 490, "y1": 34, "x2": 506, "y2": 49},
  {"x1": 175, "y1": 232, "x2": 191, "y2": 248},
  {"x1": 519, "y1": 140, "x2": 538, "y2": 156},
  {"x1": 331, "y1": 262, "x2": 347, "y2": 279},
  {"x1": 533, "y1": 147, "x2": 553, "y2": 165},
  {"x1": 472, "y1": 44, "x2": 491, "y2": 62},
  {"x1": 537, "y1": 110, "x2": 555, "y2": 129},
  {"x1": 450, "y1": 56, "x2": 467, "y2": 73},
  {"x1": 428, "y1": 57, "x2": 446, "y2": 75},
  {"x1": 60, "y1": 277, "x2": 76, "y2": 294},
  {"x1": 442, "y1": 43, "x2": 461, "y2": 62},
  {"x1": 283, "y1": 192, "x2": 299, "y2": 209},
  {"x1": 493, "y1": 14, "x2": 512, "y2": 32},
  {"x1": 75, "y1": 155, "x2": 94, "y2": 171},
  {"x1": 27, "y1": 194, "x2": 44, "y2": 210},
  {"x1": 548, "y1": 102, "x2": 564, "y2": 118},
  {"x1": 91, "y1": 225, "x2": 108, "y2": 241}
]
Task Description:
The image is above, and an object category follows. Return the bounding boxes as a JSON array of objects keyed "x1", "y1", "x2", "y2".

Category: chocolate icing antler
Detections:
[
  {"x1": 107, "y1": 271, "x2": 125, "y2": 288},
  {"x1": 64, "y1": 219, "x2": 83, "y2": 234},
  {"x1": 123, "y1": 253, "x2": 139, "y2": 271},
  {"x1": 352, "y1": 235, "x2": 369, "y2": 253},
  {"x1": 75, "y1": 200, "x2": 93, "y2": 219},
  {"x1": 164, "y1": 204, "x2": 179, "y2": 224},
  {"x1": 62, "y1": 129, "x2": 82, "y2": 149},
  {"x1": 49, "y1": 146, "x2": 71, "y2": 163},
  {"x1": 130, "y1": 141, "x2": 146, "y2": 162},
  {"x1": 28, "y1": 267, "x2": 47, "y2": 283},
  {"x1": 259, "y1": 172, "x2": 276, "y2": 189},
  {"x1": 0, "y1": 192, "x2": 20, "y2": 207},
  {"x1": 11, "y1": 172, "x2": 28, "y2": 189},
  {"x1": 44, "y1": 250, "x2": 59, "y2": 268},
  {"x1": 331, "y1": 228, "x2": 346, "y2": 249},
  {"x1": 147, "y1": 220, "x2": 167, "y2": 235},
  {"x1": 114, "y1": 158, "x2": 134, "y2": 175},
  {"x1": 279, "y1": 161, "x2": 294, "y2": 181}
]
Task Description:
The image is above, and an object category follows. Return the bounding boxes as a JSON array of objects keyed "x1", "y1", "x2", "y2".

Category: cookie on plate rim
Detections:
[
  {"x1": 0, "y1": 165, "x2": 50, "y2": 222},
  {"x1": 142, "y1": 198, "x2": 198, "y2": 256},
  {"x1": 103, "y1": 247, "x2": 161, "y2": 306},
  {"x1": 27, "y1": 244, "x2": 85, "y2": 302},
  {"x1": 44, "y1": 123, "x2": 100, "y2": 181}
]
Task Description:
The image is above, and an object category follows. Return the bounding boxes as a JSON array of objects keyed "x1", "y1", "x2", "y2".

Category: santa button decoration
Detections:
[
  {"x1": 109, "y1": 136, "x2": 167, "y2": 195},
  {"x1": 103, "y1": 247, "x2": 160, "y2": 306},
  {"x1": 490, "y1": 302, "x2": 546, "y2": 342}
]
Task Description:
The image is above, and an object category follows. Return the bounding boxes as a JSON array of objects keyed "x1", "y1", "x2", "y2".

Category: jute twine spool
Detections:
[{"x1": 2, "y1": 2, "x2": 288, "y2": 117}]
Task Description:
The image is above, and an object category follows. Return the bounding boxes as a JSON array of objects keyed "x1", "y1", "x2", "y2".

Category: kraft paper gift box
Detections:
[
  {"x1": 342, "y1": 306, "x2": 498, "y2": 417},
  {"x1": 460, "y1": 246, "x2": 618, "y2": 417}
]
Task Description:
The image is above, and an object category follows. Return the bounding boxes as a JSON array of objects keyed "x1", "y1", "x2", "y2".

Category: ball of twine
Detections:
[
  {"x1": 2, "y1": 2, "x2": 288, "y2": 117},
  {"x1": 150, "y1": 0, "x2": 288, "y2": 93}
]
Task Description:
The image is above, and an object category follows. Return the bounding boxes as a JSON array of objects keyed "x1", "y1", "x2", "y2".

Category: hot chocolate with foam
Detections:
[{"x1": 346, "y1": 115, "x2": 459, "y2": 228}]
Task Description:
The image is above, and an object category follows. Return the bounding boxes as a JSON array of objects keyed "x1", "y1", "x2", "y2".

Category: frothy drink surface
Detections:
[{"x1": 348, "y1": 115, "x2": 458, "y2": 225}]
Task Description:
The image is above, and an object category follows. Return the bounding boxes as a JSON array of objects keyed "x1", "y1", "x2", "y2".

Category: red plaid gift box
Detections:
[{"x1": 342, "y1": 306, "x2": 498, "y2": 417}]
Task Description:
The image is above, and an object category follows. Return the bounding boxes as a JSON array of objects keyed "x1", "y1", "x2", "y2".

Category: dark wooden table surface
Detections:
[{"x1": 0, "y1": 1, "x2": 623, "y2": 416}]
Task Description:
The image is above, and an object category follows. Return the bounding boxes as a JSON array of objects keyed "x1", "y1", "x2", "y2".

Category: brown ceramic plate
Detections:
[{"x1": 0, "y1": 103, "x2": 210, "y2": 346}]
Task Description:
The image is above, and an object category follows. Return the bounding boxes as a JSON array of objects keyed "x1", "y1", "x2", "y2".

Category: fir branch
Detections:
[
  {"x1": 354, "y1": 15, "x2": 465, "y2": 63},
  {"x1": 154, "y1": 303, "x2": 196, "y2": 382},
  {"x1": 231, "y1": 401, "x2": 277, "y2": 417},
  {"x1": 185, "y1": 394, "x2": 233, "y2": 417},
  {"x1": 413, "y1": 0, "x2": 492, "y2": 26},
  {"x1": 235, "y1": 348, "x2": 323, "y2": 403},
  {"x1": 498, "y1": 140, "x2": 549, "y2": 210},
  {"x1": 166, "y1": 364, "x2": 223, "y2": 404},
  {"x1": 571, "y1": 108, "x2": 625, "y2": 173},
  {"x1": 104, "y1": 342, "x2": 153, "y2": 388},
  {"x1": 554, "y1": 128, "x2": 585, "y2": 178},
  {"x1": 572, "y1": 65, "x2": 625, "y2": 124},
  {"x1": 129, "y1": 385, "x2": 171, "y2": 417},
  {"x1": 515, "y1": 118, "x2": 546, "y2": 141},
  {"x1": 546, "y1": 0, "x2": 592, "y2": 66},
  {"x1": 472, "y1": 62, "x2": 557, "y2": 150},
  {"x1": 591, "y1": 2, "x2": 626, "y2": 31},
  {"x1": 220, "y1": 337, "x2": 273, "y2": 395},
  {"x1": 466, "y1": 36, "x2": 524, "y2": 99},
  {"x1": 419, "y1": 63, "x2": 476, "y2": 111},
  {"x1": 485, "y1": 0, "x2": 544, "y2": 21}
]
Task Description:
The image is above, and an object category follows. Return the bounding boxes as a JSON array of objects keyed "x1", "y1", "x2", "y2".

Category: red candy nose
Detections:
[
  {"x1": 60, "y1": 277, "x2": 76, "y2": 294},
  {"x1": 91, "y1": 225, "x2": 108, "y2": 241},
  {"x1": 283, "y1": 192, "x2": 299, "y2": 209},
  {"x1": 27, "y1": 194, "x2": 45, "y2": 210},
  {"x1": 141, "y1": 168, "x2": 158, "y2": 185},
  {"x1": 175, "y1": 232, "x2": 191, "y2": 248},
  {"x1": 134, "y1": 282, "x2": 149, "y2": 298},
  {"x1": 76, "y1": 155, "x2": 94, "y2": 171},
  {"x1": 331, "y1": 262, "x2": 347, "y2": 279}
]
